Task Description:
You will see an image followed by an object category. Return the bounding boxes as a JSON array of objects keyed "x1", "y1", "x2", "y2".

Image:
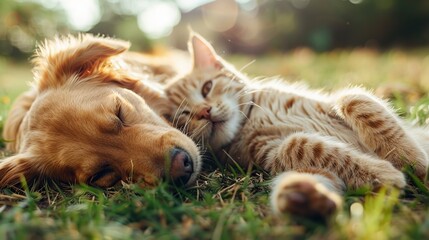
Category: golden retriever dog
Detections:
[{"x1": 0, "y1": 34, "x2": 201, "y2": 188}]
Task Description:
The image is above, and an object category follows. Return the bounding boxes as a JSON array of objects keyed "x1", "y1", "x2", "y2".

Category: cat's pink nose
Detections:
[{"x1": 197, "y1": 106, "x2": 212, "y2": 120}]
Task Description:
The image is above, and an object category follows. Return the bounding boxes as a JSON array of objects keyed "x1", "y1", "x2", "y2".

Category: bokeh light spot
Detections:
[
  {"x1": 137, "y1": 2, "x2": 181, "y2": 39},
  {"x1": 350, "y1": 0, "x2": 364, "y2": 4},
  {"x1": 202, "y1": 0, "x2": 239, "y2": 32},
  {"x1": 291, "y1": 0, "x2": 310, "y2": 9},
  {"x1": 350, "y1": 202, "x2": 364, "y2": 218},
  {"x1": 59, "y1": 0, "x2": 100, "y2": 31},
  {"x1": 176, "y1": 0, "x2": 213, "y2": 12}
]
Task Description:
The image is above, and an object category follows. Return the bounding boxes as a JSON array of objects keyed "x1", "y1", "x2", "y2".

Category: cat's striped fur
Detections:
[{"x1": 165, "y1": 33, "x2": 429, "y2": 218}]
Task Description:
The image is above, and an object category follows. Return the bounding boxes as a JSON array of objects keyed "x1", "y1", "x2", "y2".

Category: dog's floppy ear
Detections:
[
  {"x1": 32, "y1": 34, "x2": 130, "y2": 91},
  {"x1": 3, "y1": 89, "x2": 37, "y2": 152},
  {"x1": 0, "y1": 154, "x2": 38, "y2": 188}
]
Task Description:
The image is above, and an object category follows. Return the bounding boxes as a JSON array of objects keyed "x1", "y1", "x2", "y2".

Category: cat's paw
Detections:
[
  {"x1": 271, "y1": 172, "x2": 342, "y2": 219},
  {"x1": 372, "y1": 161, "x2": 407, "y2": 189},
  {"x1": 334, "y1": 90, "x2": 382, "y2": 119}
]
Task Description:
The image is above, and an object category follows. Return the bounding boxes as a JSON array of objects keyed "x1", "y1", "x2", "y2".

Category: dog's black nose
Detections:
[{"x1": 170, "y1": 148, "x2": 193, "y2": 186}]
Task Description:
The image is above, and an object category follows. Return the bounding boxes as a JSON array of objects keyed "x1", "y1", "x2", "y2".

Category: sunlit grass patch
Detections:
[{"x1": 0, "y1": 161, "x2": 428, "y2": 239}]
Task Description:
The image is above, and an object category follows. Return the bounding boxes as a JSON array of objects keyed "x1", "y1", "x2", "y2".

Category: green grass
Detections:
[{"x1": 2, "y1": 49, "x2": 429, "y2": 239}]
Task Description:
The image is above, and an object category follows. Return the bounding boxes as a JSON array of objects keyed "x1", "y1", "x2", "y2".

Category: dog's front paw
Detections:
[{"x1": 271, "y1": 172, "x2": 342, "y2": 219}]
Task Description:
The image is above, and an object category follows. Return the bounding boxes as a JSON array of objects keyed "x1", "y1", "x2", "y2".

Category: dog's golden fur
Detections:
[{"x1": 1, "y1": 34, "x2": 200, "y2": 188}]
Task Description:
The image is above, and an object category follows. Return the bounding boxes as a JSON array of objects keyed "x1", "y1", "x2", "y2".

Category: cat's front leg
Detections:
[
  {"x1": 271, "y1": 169, "x2": 343, "y2": 219},
  {"x1": 333, "y1": 88, "x2": 428, "y2": 180}
]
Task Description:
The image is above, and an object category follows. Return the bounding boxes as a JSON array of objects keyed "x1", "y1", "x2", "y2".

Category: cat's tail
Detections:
[{"x1": 270, "y1": 169, "x2": 344, "y2": 219}]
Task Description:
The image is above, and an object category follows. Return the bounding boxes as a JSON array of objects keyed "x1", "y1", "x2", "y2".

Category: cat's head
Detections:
[{"x1": 165, "y1": 33, "x2": 252, "y2": 151}]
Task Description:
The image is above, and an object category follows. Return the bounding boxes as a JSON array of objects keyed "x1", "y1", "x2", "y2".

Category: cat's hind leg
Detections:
[
  {"x1": 262, "y1": 132, "x2": 406, "y2": 190},
  {"x1": 333, "y1": 88, "x2": 428, "y2": 180},
  {"x1": 271, "y1": 169, "x2": 343, "y2": 219},
  {"x1": 248, "y1": 129, "x2": 405, "y2": 218}
]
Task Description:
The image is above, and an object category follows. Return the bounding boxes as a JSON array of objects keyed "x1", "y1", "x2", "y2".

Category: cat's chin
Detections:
[
  {"x1": 211, "y1": 120, "x2": 226, "y2": 133},
  {"x1": 209, "y1": 117, "x2": 242, "y2": 151}
]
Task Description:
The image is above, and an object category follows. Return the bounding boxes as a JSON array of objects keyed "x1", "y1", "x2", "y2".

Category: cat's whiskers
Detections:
[
  {"x1": 221, "y1": 67, "x2": 247, "y2": 93},
  {"x1": 231, "y1": 101, "x2": 258, "y2": 120},
  {"x1": 246, "y1": 101, "x2": 269, "y2": 115},
  {"x1": 178, "y1": 110, "x2": 190, "y2": 134},
  {"x1": 172, "y1": 99, "x2": 186, "y2": 126},
  {"x1": 187, "y1": 129, "x2": 198, "y2": 142},
  {"x1": 239, "y1": 59, "x2": 256, "y2": 73},
  {"x1": 182, "y1": 107, "x2": 197, "y2": 135},
  {"x1": 238, "y1": 110, "x2": 250, "y2": 120},
  {"x1": 232, "y1": 83, "x2": 267, "y2": 99},
  {"x1": 172, "y1": 99, "x2": 188, "y2": 128},
  {"x1": 231, "y1": 86, "x2": 247, "y2": 97},
  {"x1": 230, "y1": 87, "x2": 254, "y2": 103},
  {"x1": 224, "y1": 60, "x2": 254, "y2": 90},
  {"x1": 190, "y1": 121, "x2": 210, "y2": 141},
  {"x1": 236, "y1": 88, "x2": 269, "y2": 99},
  {"x1": 194, "y1": 132, "x2": 207, "y2": 150},
  {"x1": 233, "y1": 101, "x2": 255, "y2": 108},
  {"x1": 222, "y1": 76, "x2": 236, "y2": 93}
]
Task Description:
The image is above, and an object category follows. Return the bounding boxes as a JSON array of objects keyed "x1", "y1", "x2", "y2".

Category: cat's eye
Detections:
[
  {"x1": 201, "y1": 80, "x2": 213, "y2": 98},
  {"x1": 181, "y1": 110, "x2": 190, "y2": 115}
]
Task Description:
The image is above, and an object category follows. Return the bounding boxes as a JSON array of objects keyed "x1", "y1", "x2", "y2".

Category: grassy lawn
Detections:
[{"x1": 1, "y1": 49, "x2": 429, "y2": 239}]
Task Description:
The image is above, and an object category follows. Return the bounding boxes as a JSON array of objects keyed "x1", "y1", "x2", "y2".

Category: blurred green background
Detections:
[
  {"x1": 2, "y1": 0, "x2": 429, "y2": 57},
  {"x1": 1, "y1": 0, "x2": 429, "y2": 99}
]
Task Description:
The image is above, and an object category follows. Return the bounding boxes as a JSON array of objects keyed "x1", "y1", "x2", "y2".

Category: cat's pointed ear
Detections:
[{"x1": 189, "y1": 33, "x2": 222, "y2": 70}]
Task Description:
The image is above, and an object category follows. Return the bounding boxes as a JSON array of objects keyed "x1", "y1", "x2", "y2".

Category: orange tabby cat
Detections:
[{"x1": 165, "y1": 33, "x2": 429, "y2": 218}]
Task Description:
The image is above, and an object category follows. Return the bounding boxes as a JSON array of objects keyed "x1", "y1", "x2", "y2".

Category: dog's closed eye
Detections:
[
  {"x1": 89, "y1": 165, "x2": 121, "y2": 188},
  {"x1": 116, "y1": 105, "x2": 125, "y2": 124}
]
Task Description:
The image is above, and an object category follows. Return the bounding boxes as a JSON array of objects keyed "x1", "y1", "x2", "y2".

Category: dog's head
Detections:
[{"x1": 0, "y1": 34, "x2": 201, "y2": 188}]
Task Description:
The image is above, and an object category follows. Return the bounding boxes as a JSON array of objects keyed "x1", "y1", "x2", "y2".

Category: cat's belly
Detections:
[
  {"x1": 220, "y1": 98, "x2": 371, "y2": 167},
  {"x1": 255, "y1": 99, "x2": 365, "y2": 146}
]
